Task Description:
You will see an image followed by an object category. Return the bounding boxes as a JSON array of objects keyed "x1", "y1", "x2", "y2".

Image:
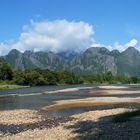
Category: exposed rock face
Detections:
[
  {"x1": 3, "y1": 46, "x2": 140, "y2": 76},
  {"x1": 3, "y1": 50, "x2": 67, "y2": 70},
  {"x1": 115, "y1": 47, "x2": 140, "y2": 76},
  {"x1": 70, "y1": 47, "x2": 117, "y2": 75}
]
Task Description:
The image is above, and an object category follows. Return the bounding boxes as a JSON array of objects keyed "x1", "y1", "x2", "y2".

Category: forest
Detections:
[{"x1": 0, "y1": 58, "x2": 140, "y2": 87}]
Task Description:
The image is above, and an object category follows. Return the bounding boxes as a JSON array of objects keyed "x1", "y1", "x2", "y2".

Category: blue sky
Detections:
[{"x1": 0, "y1": 0, "x2": 140, "y2": 55}]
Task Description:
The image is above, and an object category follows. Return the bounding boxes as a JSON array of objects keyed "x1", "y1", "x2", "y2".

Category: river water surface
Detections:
[{"x1": 0, "y1": 84, "x2": 140, "y2": 118}]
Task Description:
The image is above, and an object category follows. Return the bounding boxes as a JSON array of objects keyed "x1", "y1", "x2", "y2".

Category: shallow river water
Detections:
[{"x1": 0, "y1": 84, "x2": 140, "y2": 118}]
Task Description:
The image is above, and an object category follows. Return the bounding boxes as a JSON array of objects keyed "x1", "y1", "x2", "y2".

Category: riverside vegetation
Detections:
[{"x1": 1, "y1": 58, "x2": 140, "y2": 89}]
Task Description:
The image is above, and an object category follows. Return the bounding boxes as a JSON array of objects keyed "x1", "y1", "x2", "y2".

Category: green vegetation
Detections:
[
  {"x1": 0, "y1": 58, "x2": 83, "y2": 88},
  {"x1": 112, "y1": 110, "x2": 140, "y2": 123},
  {"x1": 82, "y1": 71, "x2": 140, "y2": 84},
  {"x1": 1, "y1": 58, "x2": 140, "y2": 89},
  {"x1": 12, "y1": 69, "x2": 83, "y2": 86},
  {"x1": 0, "y1": 84, "x2": 27, "y2": 90},
  {"x1": 0, "y1": 80, "x2": 28, "y2": 90},
  {"x1": 0, "y1": 58, "x2": 13, "y2": 80}
]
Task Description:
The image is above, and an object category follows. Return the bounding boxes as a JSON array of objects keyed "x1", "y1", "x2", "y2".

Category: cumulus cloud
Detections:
[
  {"x1": 0, "y1": 19, "x2": 94, "y2": 55},
  {"x1": 109, "y1": 39, "x2": 138, "y2": 51},
  {"x1": 0, "y1": 19, "x2": 139, "y2": 56},
  {"x1": 91, "y1": 39, "x2": 139, "y2": 52},
  {"x1": 125, "y1": 39, "x2": 138, "y2": 48},
  {"x1": 0, "y1": 43, "x2": 10, "y2": 56}
]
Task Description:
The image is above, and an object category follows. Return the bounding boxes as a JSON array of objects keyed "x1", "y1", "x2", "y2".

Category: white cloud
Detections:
[
  {"x1": 91, "y1": 39, "x2": 139, "y2": 52},
  {"x1": 0, "y1": 43, "x2": 10, "y2": 56},
  {"x1": 0, "y1": 19, "x2": 139, "y2": 56},
  {"x1": 125, "y1": 39, "x2": 138, "y2": 48},
  {"x1": 0, "y1": 19, "x2": 95, "y2": 56},
  {"x1": 110, "y1": 39, "x2": 138, "y2": 52}
]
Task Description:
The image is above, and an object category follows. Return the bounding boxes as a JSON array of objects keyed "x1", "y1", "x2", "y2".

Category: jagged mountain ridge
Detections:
[
  {"x1": 4, "y1": 49, "x2": 67, "y2": 70},
  {"x1": 2, "y1": 47, "x2": 140, "y2": 76}
]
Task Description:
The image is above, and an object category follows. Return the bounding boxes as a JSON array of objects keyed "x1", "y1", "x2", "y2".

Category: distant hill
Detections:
[{"x1": 2, "y1": 46, "x2": 140, "y2": 76}]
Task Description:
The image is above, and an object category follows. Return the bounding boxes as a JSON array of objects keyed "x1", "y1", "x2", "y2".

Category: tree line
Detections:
[
  {"x1": 0, "y1": 58, "x2": 140, "y2": 86},
  {"x1": 0, "y1": 59, "x2": 83, "y2": 86}
]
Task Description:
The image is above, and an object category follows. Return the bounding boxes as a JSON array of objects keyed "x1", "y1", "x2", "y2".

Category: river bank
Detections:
[
  {"x1": 0, "y1": 82, "x2": 29, "y2": 90},
  {"x1": 0, "y1": 84, "x2": 140, "y2": 139},
  {"x1": 0, "y1": 106, "x2": 140, "y2": 140}
]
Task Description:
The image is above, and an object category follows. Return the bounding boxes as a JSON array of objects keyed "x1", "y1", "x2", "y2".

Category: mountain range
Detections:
[{"x1": 2, "y1": 47, "x2": 140, "y2": 76}]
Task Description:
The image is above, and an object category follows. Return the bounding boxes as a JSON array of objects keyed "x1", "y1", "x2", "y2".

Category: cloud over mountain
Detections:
[
  {"x1": 0, "y1": 20, "x2": 94, "y2": 55},
  {"x1": 0, "y1": 19, "x2": 139, "y2": 56},
  {"x1": 112, "y1": 39, "x2": 138, "y2": 51}
]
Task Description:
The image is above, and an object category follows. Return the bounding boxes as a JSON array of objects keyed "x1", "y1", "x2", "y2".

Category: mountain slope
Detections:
[
  {"x1": 115, "y1": 47, "x2": 140, "y2": 76},
  {"x1": 3, "y1": 47, "x2": 140, "y2": 76},
  {"x1": 70, "y1": 47, "x2": 117, "y2": 75},
  {"x1": 4, "y1": 50, "x2": 68, "y2": 70}
]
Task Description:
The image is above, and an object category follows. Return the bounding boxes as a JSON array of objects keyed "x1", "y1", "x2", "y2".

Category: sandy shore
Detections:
[
  {"x1": 44, "y1": 96, "x2": 140, "y2": 111},
  {"x1": 45, "y1": 85, "x2": 140, "y2": 96},
  {"x1": 1, "y1": 85, "x2": 140, "y2": 139},
  {"x1": 1, "y1": 107, "x2": 140, "y2": 140},
  {"x1": 46, "y1": 85, "x2": 130, "y2": 94},
  {"x1": 0, "y1": 109, "x2": 42, "y2": 125}
]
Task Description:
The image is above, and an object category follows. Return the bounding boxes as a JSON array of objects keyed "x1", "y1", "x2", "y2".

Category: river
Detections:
[{"x1": 0, "y1": 84, "x2": 140, "y2": 118}]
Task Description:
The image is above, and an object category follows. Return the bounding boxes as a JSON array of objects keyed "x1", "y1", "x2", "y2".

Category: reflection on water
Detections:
[
  {"x1": 0, "y1": 84, "x2": 98, "y2": 110},
  {"x1": 0, "y1": 84, "x2": 99, "y2": 95},
  {"x1": 0, "y1": 84, "x2": 140, "y2": 118}
]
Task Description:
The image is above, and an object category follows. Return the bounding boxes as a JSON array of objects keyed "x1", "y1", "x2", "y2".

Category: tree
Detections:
[
  {"x1": 104, "y1": 71, "x2": 113, "y2": 82},
  {"x1": 24, "y1": 70, "x2": 46, "y2": 86},
  {"x1": 0, "y1": 59, "x2": 13, "y2": 80},
  {"x1": 13, "y1": 70, "x2": 26, "y2": 85},
  {"x1": 131, "y1": 77, "x2": 139, "y2": 83},
  {"x1": 58, "y1": 70, "x2": 77, "y2": 84}
]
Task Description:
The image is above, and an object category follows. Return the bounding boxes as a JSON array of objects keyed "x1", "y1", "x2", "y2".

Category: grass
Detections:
[
  {"x1": 0, "y1": 81, "x2": 28, "y2": 90},
  {"x1": 112, "y1": 110, "x2": 140, "y2": 123},
  {"x1": 0, "y1": 84, "x2": 27, "y2": 89},
  {"x1": 0, "y1": 84, "x2": 28, "y2": 90}
]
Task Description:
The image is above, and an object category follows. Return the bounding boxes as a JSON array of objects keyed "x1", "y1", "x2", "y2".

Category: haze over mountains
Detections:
[{"x1": 2, "y1": 46, "x2": 140, "y2": 76}]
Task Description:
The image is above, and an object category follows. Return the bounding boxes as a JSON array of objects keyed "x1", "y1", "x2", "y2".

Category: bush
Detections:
[
  {"x1": 24, "y1": 70, "x2": 46, "y2": 86},
  {"x1": 0, "y1": 59, "x2": 13, "y2": 80}
]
